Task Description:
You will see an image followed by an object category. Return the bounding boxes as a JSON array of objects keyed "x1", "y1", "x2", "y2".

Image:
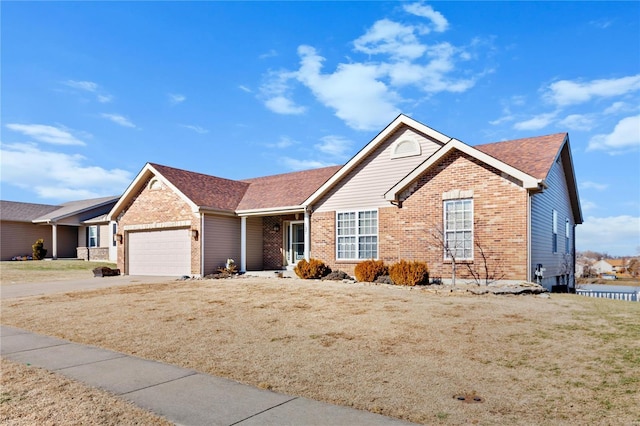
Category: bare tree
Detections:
[
  {"x1": 463, "y1": 233, "x2": 506, "y2": 286},
  {"x1": 429, "y1": 224, "x2": 458, "y2": 286}
]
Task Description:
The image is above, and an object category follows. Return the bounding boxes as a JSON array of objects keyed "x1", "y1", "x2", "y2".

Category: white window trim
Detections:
[
  {"x1": 88, "y1": 225, "x2": 98, "y2": 248},
  {"x1": 336, "y1": 209, "x2": 379, "y2": 260},
  {"x1": 443, "y1": 199, "x2": 474, "y2": 261},
  {"x1": 552, "y1": 209, "x2": 558, "y2": 253}
]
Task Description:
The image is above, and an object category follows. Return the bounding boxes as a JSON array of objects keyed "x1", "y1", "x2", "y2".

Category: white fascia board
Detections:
[
  {"x1": 236, "y1": 205, "x2": 304, "y2": 217},
  {"x1": 303, "y1": 114, "x2": 451, "y2": 207},
  {"x1": 384, "y1": 139, "x2": 540, "y2": 201},
  {"x1": 198, "y1": 207, "x2": 237, "y2": 217}
]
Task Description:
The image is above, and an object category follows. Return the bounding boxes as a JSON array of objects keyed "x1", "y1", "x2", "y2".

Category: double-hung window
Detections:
[
  {"x1": 88, "y1": 226, "x2": 98, "y2": 248},
  {"x1": 565, "y1": 218, "x2": 570, "y2": 253},
  {"x1": 337, "y1": 210, "x2": 377, "y2": 259},
  {"x1": 444, "y1": 199, "x2": 473, "y2": 260}
]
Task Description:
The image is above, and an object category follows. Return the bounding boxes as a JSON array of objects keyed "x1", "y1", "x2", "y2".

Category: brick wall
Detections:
[
  {"x1": 311, "y1": 150, "x2": 529, "y2": 280},
  {"x1": 116, "y1": 178, "x2": 200, "y2": 274}
]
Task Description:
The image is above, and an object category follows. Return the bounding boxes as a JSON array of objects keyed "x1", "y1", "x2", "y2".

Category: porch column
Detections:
[
  {"x1": 240, "y1": 216, "x2": 247, "y2": 273},
  {"x1": 304, "y1": 209, "x2": 310, "y2": 261},
  {"x1": 51, "y1": 223, "x2": 58, "y2": 260}
]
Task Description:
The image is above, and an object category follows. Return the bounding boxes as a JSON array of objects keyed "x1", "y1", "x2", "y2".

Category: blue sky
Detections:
[{"x1": 2, "y1": 1, "x2": 639, "y2": 256}]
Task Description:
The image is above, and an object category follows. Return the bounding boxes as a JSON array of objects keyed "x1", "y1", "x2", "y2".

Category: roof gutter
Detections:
[{"x1": 236, "y1": 205, "x2": 305, "y2": 217}]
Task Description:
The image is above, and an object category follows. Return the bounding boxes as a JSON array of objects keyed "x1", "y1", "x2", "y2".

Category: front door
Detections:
[{"x1": 287, "y1": 222, "x2": 305, "y2": 267}]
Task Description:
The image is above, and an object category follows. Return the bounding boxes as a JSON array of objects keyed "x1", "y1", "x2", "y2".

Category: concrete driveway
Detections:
[{"x1": 1, "y1": 275, "x2": 178, "y2": 299}]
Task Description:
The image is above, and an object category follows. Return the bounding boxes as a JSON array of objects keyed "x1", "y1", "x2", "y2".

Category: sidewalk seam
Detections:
[
  {"x1": 118, "y1": 371, "x2": 198, "y2": 396},
  {"x1": 1, "y1": 341, "x2": 70, "y2": 355},
  {"x1": 50, "y1": 353, "x2": 129, "y2": 371},
  {"x1": 229, "y1": 396, "x2": 299, "y2": 425}
]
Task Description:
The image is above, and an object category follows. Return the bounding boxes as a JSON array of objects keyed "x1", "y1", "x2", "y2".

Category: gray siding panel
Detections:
[
  {"x1": 530, "y1": 156, "x2": 575, "y2": 288},
  {"x1": 314, "y1": 127, "x2": 444, "y2": 212},
  {"x1": 246, "y1": 216, "x2": 263, "y2": 271},
  {"x1": 203, "y1": 214, "x2": 241, "y2": 275}
]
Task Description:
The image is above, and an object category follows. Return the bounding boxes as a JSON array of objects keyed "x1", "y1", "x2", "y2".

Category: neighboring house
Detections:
[
  {"x1": 591, "y1": 259, "x2": 614, "y2": 275},
  {"x1": 0, "y1": 197, "x2": 119, "y2": 261},
  {"x1": 605, "y1": 258, "x2": 626, "y2": 274},
  {"x1": 108, "y1": 114, "x2": 582, "y2": 290}
]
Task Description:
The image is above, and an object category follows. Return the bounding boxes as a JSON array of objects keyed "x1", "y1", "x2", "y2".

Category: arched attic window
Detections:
[
  {"x1": 148, "y1": 178, "x2": 163, "y2": 190},
  {"x1": 390, "y1": 139, "x2": 421, "y2": 159}
]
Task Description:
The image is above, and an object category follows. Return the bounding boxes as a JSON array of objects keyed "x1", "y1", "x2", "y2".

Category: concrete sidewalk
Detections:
[
  {"x1": 1, "y1": 325, "x2": 415, "y2": 425},
  {"x1": 0, "y1": 275, "x2": 178, "y2": 299}
]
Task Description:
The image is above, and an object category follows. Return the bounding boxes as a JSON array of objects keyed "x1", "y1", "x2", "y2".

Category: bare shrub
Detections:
[
  {"x1": 354, "y1": 259, "x2": 388, "y2": 282},
  {"x1": 294, "y1": 258, "x2": 331, "y2": 279},
  {"x1": 389, "y1": 260, "x2": 429, "y2": 286}
]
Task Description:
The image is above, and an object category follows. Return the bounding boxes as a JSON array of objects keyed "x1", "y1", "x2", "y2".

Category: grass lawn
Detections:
[
  {"x1": 0, "y1": 260, "x2": 117, "y2": 285},
  {"x1": 2, "y1": 277, "x2": 639, "y2": 425}
]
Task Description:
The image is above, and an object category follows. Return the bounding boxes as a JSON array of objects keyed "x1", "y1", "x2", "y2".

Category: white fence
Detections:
[{"x1": 575, "y1": 289, "x2": 639, "y2": 302}]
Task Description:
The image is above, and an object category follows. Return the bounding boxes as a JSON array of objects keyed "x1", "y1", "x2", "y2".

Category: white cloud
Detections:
[
  {"x1": 576, "y1": 215, "x2": 640, "y2": 256},
  {"x1": 267, "y1": 137, "x2": 296, "y2": 149},
  {"x1": 265, "y1": 96, "x2": 306, "y2": 115},
  {"x1": 97, "y1": 94, "x2": 113, "y2": 103},
  {"x1": 0, "y1": 143, "x2": 131, "y2": 200},
  {"x1": 589, "y1": 19, "x2": 612, "y2": 29},
  {"x1": 169, "y1": 93, "x2": 186, "y2": 104},
  {"x1": 180, "y1": 124, "x2": 208, "y2": 134},
  {"x1": 238, "y1": 85, "x2": 252, "y2": 93},
  {"x1": 558, "y1": 114, "x2": 594, "y2": 131},
  {"x1": 513, "y1": 112, "x2": 557, "y2": 131},
  {"x1": 5, "y1": 123, "x2": 86, "y2": 146},
  {"x1": 579, "y1": 181, "x2": 608, "y2": 191},
  {"x1": 587, "y1": 115, "x2": 640, "y2": 152},
  {"x1": 403, "y1": 3, "x2": 449, "y2": 32},
  {"x1": 296, "y1": 45, "x2": 400, "y2": 130},
  {"x1": 353, "y1": 19, "x2": 427, "y2": 60},
  {"x1": 101, "y1": 113, "x2": 136, "y2": 128},
  {"x1": 314, "y1": 135, "x2": 353, "y2": 159},
  {"x1": 259, "y1": 4, "x2": 482, "y2": 131},
  {"x1": 259, "y1": 49, "x2": 278, "y2": 59},
  {"x1": 63, "y1": 80, "x2": 112, "y2": 103},
  {"x1": 280, "y1": 157, "x2": 333, "y2": 171},
  {"x1": 603, "y1": 101, "x2": 636, "y2": 115},
  {"x1": 544, "y1": 74, "x2": 640, "y2": 107},
  {"x1": 580, "y1": 200, "x2": 598, "y2": 212}
]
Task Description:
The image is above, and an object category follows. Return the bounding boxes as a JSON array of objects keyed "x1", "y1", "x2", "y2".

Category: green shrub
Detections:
[
  {"x1": 389, "y1": 260, "x2": 429, "y2": 286},
  {"x1": 354, "y1": 259, "x2": 388, "y2": 282},
  {"x1": 32, "y1": 238, "x2": 47, "y2": 260},
  {"x1": 294, "y1": 258, "x2": 331, "y2": 279}
]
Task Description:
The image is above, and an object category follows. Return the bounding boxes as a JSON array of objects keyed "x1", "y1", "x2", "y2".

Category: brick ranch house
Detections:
[{"x1": 108, "y1": 114, "x2": 582, "y2": 290}]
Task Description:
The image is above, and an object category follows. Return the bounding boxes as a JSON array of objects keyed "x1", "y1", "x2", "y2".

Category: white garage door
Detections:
[{"x1": 128, "y1": 228, "x2": 191, "y2": 276}]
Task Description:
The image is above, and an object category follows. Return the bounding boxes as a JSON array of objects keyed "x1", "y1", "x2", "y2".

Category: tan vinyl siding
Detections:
[
  {"x1": 530, "y1": 154, "x2": 575, "y2": 287},
  {"x1": 246, "y1": 216, "x2": 263, "y2": 271},
  {"x1": 314, "y1": 126, "x2": 444, "y2": 212},
  {"x1": 99, "y1": 224, "x2": 110, "y2": 248},
  {"x1": 0, "y1": 222, "x2": 53, "y2": 260},
  {"x1": 203, "y1": 214, "x2": 241, "y2": 275},
  {"x1": 0, "y1": 222, "x2": 77, "y2": 260},
  {"x1": 56, "y1": 226, "x2": 78, "y2": 258}
]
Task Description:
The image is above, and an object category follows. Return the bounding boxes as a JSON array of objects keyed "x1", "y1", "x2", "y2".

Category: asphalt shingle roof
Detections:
[
  {"x1": 150, "y1": 163, "x2": 250, "y2": 211},
  {"x1": 475, "y1": 133, "x2": 567, "y2": 180},
  {"x1": 238, "y1": 166, "x2": 342, "y2": 210},
  {"x1": 0, "y1": 201, "x2": 60, "y2": 222}
]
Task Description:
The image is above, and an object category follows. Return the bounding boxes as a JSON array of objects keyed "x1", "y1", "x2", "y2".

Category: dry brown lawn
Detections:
[
  {"x1": 1, "y1": 260, "x2": 117, "y2": 285},
  {"x1": 2, "y1": 277, "x2": 639, "y2": 425},
  {"x1": 0, "y1": 358, "x2": 170, "y2": 425}
]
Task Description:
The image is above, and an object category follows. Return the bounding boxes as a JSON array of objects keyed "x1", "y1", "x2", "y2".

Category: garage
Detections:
[{"x1": 128, "y1": 228, "x2": 191, "y2": 276}]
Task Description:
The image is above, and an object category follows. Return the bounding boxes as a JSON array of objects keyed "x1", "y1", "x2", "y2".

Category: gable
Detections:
[{"x1": 311, "y1": 124, "x2": 447, "y2": 212}]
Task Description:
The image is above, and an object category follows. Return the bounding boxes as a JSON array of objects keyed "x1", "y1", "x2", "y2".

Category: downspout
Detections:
[
  {"x1": 572, "y1": 223, "x2": 577, "y2": 290},
  {"x1": 527, "y1": 193, "x2": 532, "y2": 282},
  {"x1": 200, "y1": 214, "x2": 205, "y2": 277},
  {"x1": 304, "y1": 207, "x2": 311, "y2": 262},
  {"x1": 240, "y1": 216, "x2": 247, "y2": 273},
  {"x1": 52, "y1": 222, "x2": 58, "y2": 260}
]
